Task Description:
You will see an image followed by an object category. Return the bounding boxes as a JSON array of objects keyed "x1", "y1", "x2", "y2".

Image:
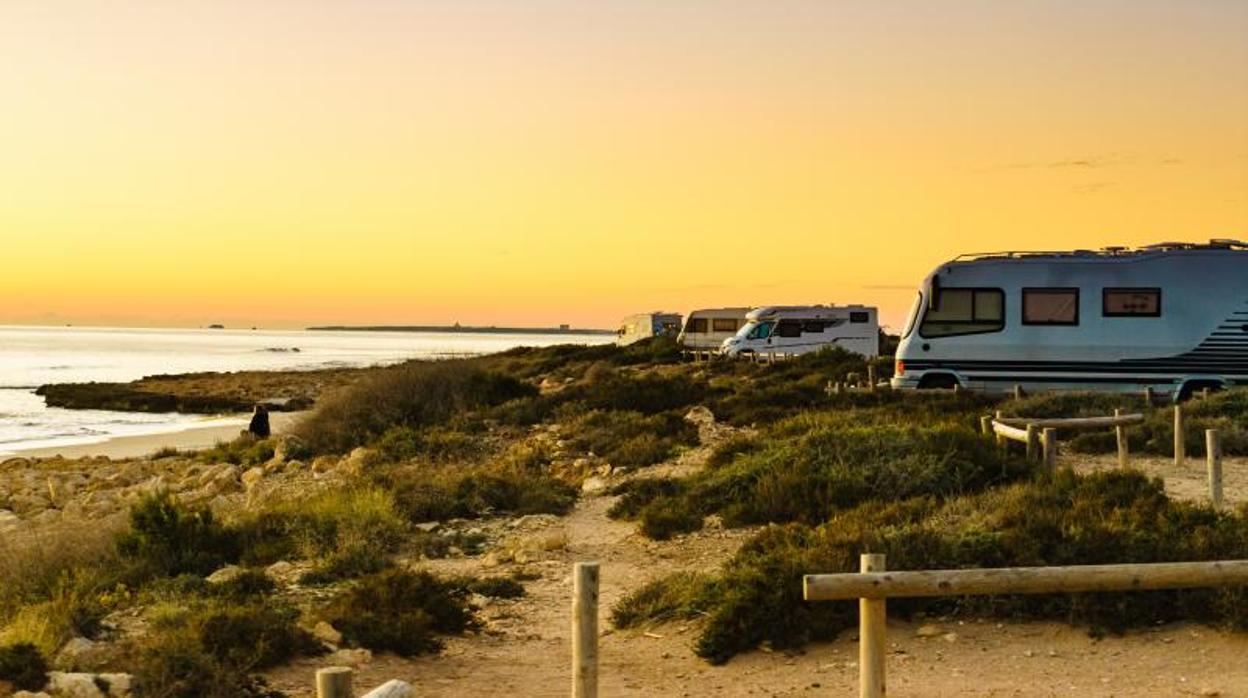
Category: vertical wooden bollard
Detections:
[
  {"x1": 859, "y1": 554, "x2": 887, "y2": 698},
  {"x1": 1025, "y1": 424, "x2": 1038, "y2": 462},
  {"x1": 572, "y1": 562, "x2": 600, "y2": 698},
  {"x1": 953, "y1": 382, "x2": 962, "y2": 395},
  {"x1": 1114, "y1": 408, "x2": 1129, "y2": 469},
  {"x1": 1012, "y1": 384, "x2": 1024, "y2": 401},
  {"x1": 316, "y1": 667, "x2": 354, "y2": 698},
  {"x1": 1174, "y1": 405, "x2": 1186, "y2": 468},
  {"x1": 1042, "y1": 428, "x2": 1058, "y2": 473},
  {"x1": 994, "y1": 411, "x2": 1005, "y2": 450},
  {"x1": 1144, "y1": 386, "x2": 1154, "y2": 403},
  {"x1": 1207, "y1": 430, "x2": 1223, "y2": 508},
  {"x1": 867, "y1": 363, "x2": 877, "y2": 391},
  {"x1": 980, "y1": 415, "x2": 992, "y2": 436}
]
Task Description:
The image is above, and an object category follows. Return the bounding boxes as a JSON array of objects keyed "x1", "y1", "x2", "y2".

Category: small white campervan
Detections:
[
  {"x1": 891, "y1": 241, "x2": 1248, "y2": 399},
  {"x1": 677, "y1": 308, "x2": 752, "y2": 351},
  {"x1": 616, "y1": 312, "x2": 683, "y2": 346},
  {"x1": 721, "y1": 305, "x2": 880, "y2": 358}
]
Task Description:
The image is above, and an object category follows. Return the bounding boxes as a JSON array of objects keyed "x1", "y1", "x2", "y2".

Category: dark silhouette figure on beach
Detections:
[{"x1": 248, "y1": 404, "x2": 271, "y2": 438}]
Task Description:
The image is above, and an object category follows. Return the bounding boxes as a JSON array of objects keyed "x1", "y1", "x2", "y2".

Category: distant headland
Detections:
[{"x1": 306, "y1": 324, "x2": 615, "y2": 336}]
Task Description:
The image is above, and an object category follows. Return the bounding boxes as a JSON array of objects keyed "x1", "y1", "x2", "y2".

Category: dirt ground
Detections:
[{"x1": 265, "y1": 448, "x2": 1248, "y2": 697}]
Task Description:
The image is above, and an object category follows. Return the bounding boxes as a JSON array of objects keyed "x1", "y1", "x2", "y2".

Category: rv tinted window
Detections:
[
  {"x1": 686, "y1": 318, "x2": 709, "y2": 334},
  {"x1": 712, "y1": 318, "x2": 739, "y2": 332},
  {"x1": 1023, "y1": 289, "x2": 1079, "y2": 325},
  {"x1": 776, "y1": 320, "x2": 803, "y2": 338},
  {"x1": 801, "y1": 320, "x2": 825, "y2": 333},
  {"x1": 1104, "y1": 288, "x2": 1161, "y2": 317},
  {"x1": 849, "y1": 311, "x2": 870, "y2": 324},
  {"x1": 919, "y1": 288, "x2": 1004, "y2": 338}
]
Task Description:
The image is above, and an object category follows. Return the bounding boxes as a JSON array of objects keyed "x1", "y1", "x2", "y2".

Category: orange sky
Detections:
[{"x1": 2, "y1": 0, "x2": 1245, "y2": 331}]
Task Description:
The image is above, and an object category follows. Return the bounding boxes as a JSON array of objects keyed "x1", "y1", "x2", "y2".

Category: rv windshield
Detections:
[
  {"x1": 901, "y1": 292, "x2": 922, "y2": 338},
  {"x1": 740, "y1": 321, "x2": 774, "y2": 340}
]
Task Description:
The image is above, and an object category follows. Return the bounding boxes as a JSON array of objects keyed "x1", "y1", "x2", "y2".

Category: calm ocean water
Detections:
[{"x1": 0, "y1": 325, "x2": 610, "y2": 455}]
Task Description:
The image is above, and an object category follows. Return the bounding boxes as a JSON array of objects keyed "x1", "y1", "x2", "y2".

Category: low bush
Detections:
[
  {"x1": 117, "y1": 493, "x2": 238, "y2": 579},
  {"x1": 0, "y1": 573, "x2": 109, "y2": 656},
  {"x1": 617, "y1": 470, "x2": 1248, "y2": 664},
  {"x1": 607, "y1": 478, "x2": 686, "y2": 520},
  {"x1": 196, "y1": 603, "x2": 322, "y2": 669},
  {"x1": 564, "y1": 410, "x2": 698, "y2": 469},
  {"x1": 638, "y1": 496, "x2": 704, "y2": 540},
  {"x1": 611, "y1": 572, "x2": 720, "y2": 629},
  {"x1": 130, "y1": 628, "x2": 288, "y2": 698},
  {"x1": 0, "y1": 642, "x2": 49, "y2": 691},
  {"x1": 295, "y1": 361, "x2": 536, "y2": 454},
  {"x1": 325, "y1": 569, "x2": 477, "y2": 656},
  {"x1": 373, "y1": 425, "x2": 486, "y2": 463},
  {"x1": 197, "y1": 436, "x2": 275, "y2": 467},
  {"x1": 464, "y1": 577, "x2": 525, "y2": 599}
]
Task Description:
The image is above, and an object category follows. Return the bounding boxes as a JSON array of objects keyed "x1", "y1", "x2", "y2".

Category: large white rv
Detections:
[
  {"x1": 616, "y1": 312, "x2": 682, "y2": 346},
  {"x1": 721, "y1": 305, "x2": 880, "y2": 358},
  {"x1": 677, "y1": 307, "x2": 751, "y2": 351},
  {"x1": 891, "y1": 241, "x2": 1248, "y2": 399}
]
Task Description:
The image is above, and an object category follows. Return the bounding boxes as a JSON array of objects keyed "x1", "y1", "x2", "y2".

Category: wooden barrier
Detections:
[
  {"x1": 1042, "y1": 427, "x2": 1057, "y2": 472},
  {"x1": 1025, "y1": 424, "x2": 1039, "y2": 462},
  {"x1": 804, "y1": 557, "x2": 1248, "y2": 698},
  {"x1": 316, "y1": 667, "x2": 353, "y2": 698},
  {"x1": 572, "y1": 562, "x2": 600, "y2": 698},
  {"x1": 995, "y1": 414, "x2": 1143, "y2": 429},
  {"x1": 1208, "y1": 429, "x2": 1223, "y2": 508},
  {"x1": 979, "y1": 415, "x2": 992, "y2": 436},
  {"x1": 991, "y1": 412, "x2": 1141, "y2": 468},
  {"x1": 991, "y1": 420, "x2": 1029, "y2": 444},
  {"x1": 1114, "y1": 408, "x2": 1129, "y2": 469}
]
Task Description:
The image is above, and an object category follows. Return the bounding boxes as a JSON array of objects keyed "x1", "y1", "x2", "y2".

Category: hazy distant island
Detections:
[{"x1": 308, "y1": 323, "x2": 616, "y2": 336}]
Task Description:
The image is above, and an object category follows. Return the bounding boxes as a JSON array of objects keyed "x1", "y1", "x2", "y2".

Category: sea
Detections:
[{"x1": 0, "y1": 325, "x2": 611, "y2": 456}]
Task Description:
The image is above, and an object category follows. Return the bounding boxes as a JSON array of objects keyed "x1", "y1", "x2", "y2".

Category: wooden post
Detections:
[
  {"x1": 1025, "y1": 424, "x2": 1038, "y2": 462},
  {"x1": 1143, "y1": 386, "x2": 1154, "y2": 403},
  {"x1": 980, "y1": 415, "x2": 992, "y2": 436},
  {"x1": 1013, "y1": 384, "x2": 1024, "y2": 400},
  {"x1": 1175, "y1": 405, "x2": 1186, "y2": 468},
  {"x1": 1042, "y1": 428, "x2": 1057, "y2": 473},
  {"x1": 994, "y1": 410, "x2": 1006, "y2": 450},
  {"x1": 1115, "y1": 408, "x2": 1129, "y2": 469},
  {"x1": 953, "y1": 382, "x2": 962, "y2": 395},
  {"x1": 1207, "y1": 430, "x2": 1223, "y2": 508},
  {"x1": 859, "y1": 554, "x2": 887, "y2": 698},
  {"x1": 868, "y1": 364, "x2": 878, "y2": 392},
  {"x1": 316, "y1": 667, "x2": 354, "y2": 698},
  {"x1": 1202, "y1": 387, "x2": 1211, "y2": 400},
  {"x1": 572, "y1": 562, "x2": 600, "y2": 698}
]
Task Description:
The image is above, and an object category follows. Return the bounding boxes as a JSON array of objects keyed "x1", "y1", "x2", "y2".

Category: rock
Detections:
[
  {"x1": 313, "y1": 621, "x2": 343, "y2": 645},
  {"x1": 581, "y1": 476, "x2": 608, "y2": 494},
  {"x1": 265, "y1": 560, "x2": 298, "y2": 582},
  {"x1": 327, "y1": 648, "x2": 373, "y2": 666},
  {"x1": 915, "y1": 624, "x2": 943, "y2": 638},
  {"x1": 311, "y1": 456, "x2": 338, "y2": 474},
  {"x1": 703, "y1": 514, "x2": 724, "y2": 531},
  {"x1": 1200, "y1": 688, "x2": 1222, "y2": 697},
  {"x1": 684, "y1": 405, "x2": 716, "y2": 427},
  {"x1": 209, "y1": 466, "x2": 241, "y2": 494},
  {"x1": 342, "y1": 448, "x2": 376, "y2": 474},
  {"x1": 360, "y1": 679, "x2": 415, "y2": 698},
  {"x1": 55, "y1": 637, "x2": 102, "y2": 670},
  {"x1": 13, "y1": 692, "x2": 53, "y2": 698},
  {"x1": 414, "y1": 521, "x2": 440, "y2": 533},
  {"x1": 941, "y1": 632, "x2": 958, "y2": 643},
  {"x1": 240, "y1": 467, "x2": 265, "y2": 491},
  {"x1": 206, "y1": 565, "x2": 245, "y2": 585},
  {"x1": 508, "y1": 514, "x2": 558, "y2": 529},
  {"x1": 46, "y1": 671, "x2": 134, "y2": 698}
]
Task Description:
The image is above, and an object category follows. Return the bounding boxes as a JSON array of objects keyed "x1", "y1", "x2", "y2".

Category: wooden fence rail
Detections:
[{"x1": 805, "y1": 556, "x2": 1248, "y2": 698}]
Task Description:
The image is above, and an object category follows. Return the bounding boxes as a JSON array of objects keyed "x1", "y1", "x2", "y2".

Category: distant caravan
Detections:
[
  {"x1": 616, "y1": 312, "x2": 682, "y2": 346},
  {"x1": 677, "y1": 308, "x2": 751, "y2": 351},
  {"x1": 891, "y1": 241, "x2": 1248, "y2": 400},
  {"x1": 721, "y1": 305, "x2": 880, "y2": 358}
]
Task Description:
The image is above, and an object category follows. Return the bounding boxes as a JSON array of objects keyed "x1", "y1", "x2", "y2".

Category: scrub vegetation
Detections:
[{"x1": 5, "y1": 337, "x2": 1247, "y2": 690}]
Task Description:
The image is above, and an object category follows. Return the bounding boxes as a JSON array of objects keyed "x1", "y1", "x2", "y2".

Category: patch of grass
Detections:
[
  {"x1": 373, "y1": 425, "x2": 486, "y2": 463},
  {"x1": 130, "y1": 628, "x2": 289, "y2": 698},
  {"x1": 197, "y1": 436, "x2": 275, "y2": 467},
  {"x1": 0, "y1": 642, "x2": 49, "y2": 691},
  {"x1": 325, "y1": 569, "x2": 477, "y2": 657},
  {"x1": 638, "y1": 496, "x2": 704, "y2": 540},
  {"x1": 611, "y1": 572, "x2": 720, "y2": 629},
  {"x1": 622, "y1": 470, "x2": 1248, "y2": 664},
  {"x1": 607, "y1": 477, "x2": 686, "y2": 520},
  {"x1": 195, "y1": 603, "x2": 323, "y2": 669},
  {"x1": 0, "y1": 573, "x2": 108, "y2": 657},
  {"x1": 564, "y1": 410, "x2": 698, "y2": 469},
  {"x1": 294, "y1": 360, "x2": 536, "y2": 454},
  {"x1": 463, "y1": 577, "x2": 525, "y2": 599}
]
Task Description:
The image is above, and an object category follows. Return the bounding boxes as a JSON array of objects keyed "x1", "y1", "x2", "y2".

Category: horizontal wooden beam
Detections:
[
  {"x1": 991, "y1": 420, "x2": 1030, "y2": 443},
  {"x1": 804, "y1": 560, "x2": 1248, "y2": 601},
  {"x1": 996, "y1": 414, "x2": 1144, "y2": 429}
]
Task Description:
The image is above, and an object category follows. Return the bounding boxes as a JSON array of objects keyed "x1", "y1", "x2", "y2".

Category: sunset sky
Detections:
[{"x1": 2, "y1": 0, "x2": 1245, "y2": 331}]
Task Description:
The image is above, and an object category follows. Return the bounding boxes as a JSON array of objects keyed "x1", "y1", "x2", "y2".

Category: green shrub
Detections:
[
  {"x1": 196, "y1": 603, "x2": 322, "y2": 669},
  {"x1": 611, "y1": 572, "x2": 720, "y2": 628},
  {"x1": 295, "y1": 361, "x2": 536, "y2": 454},
  {"x1": 607, "y1": 478, "x2": 686, "y2": 520},
  {"x1": 326, "y1": 569, "x2": 477, "y2": 656},
  {"x1": 374, "y1": 425, "x2": 485, "y2": 463},
  {"x1": 564, "y1": 410, "x2": 698, "y2": 469},
  {"x1": 117, "y1": 493, "x2": 238, "y2": 579},
  {"x1": 0, "y1": 642, "x2": 49, "y2": 691},
  {"x1": 197, "y1": 436, "x2": 275, "y2": 467},
  {"x1": 706, "y1": 433, "x2": 761, "y2": 469},
  {"x1": 130, "y1": 628, "x2": 287, "y2": 698},
  {"x1": 209, "y1": 570, "x2": 276, "y2": 601},
  {"x1": 638, "y1": 496, "x2": 704, "y2": 540},
  {"x1": 622, "y1": 470, "x2": 1248, "y2": 664}
]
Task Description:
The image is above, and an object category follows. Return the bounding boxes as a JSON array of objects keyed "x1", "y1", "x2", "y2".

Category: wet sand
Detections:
[{"x1": 14, "y1": 412, "x2": 304, "y2": 460}]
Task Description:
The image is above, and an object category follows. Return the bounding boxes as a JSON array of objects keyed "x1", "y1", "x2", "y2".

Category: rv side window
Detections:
[
  {"x1": 1023, "y1": 288, "x2": 1079, "y2": 325},
  {"x1": 919, "y1": 288, "x2": 1004, "y2": 338},
  {"x1": 712, "y1": 318, "x2": 739, "y2": 333},
  {"x1": 801, "y1": 320, "x2": 826, "y2": 333},
  {"x1": 686, "y1": 318, "x2": 709, "y2": 334},
  {"x1": 1103, "y1": 288, "x2": 1161, "y2": 317},
  {"x1": 849, "y1": 311, "x2": 869, "y2": 324},
  {"x1": 775, "y1": 320, "x2": 803, "y2": 338}
]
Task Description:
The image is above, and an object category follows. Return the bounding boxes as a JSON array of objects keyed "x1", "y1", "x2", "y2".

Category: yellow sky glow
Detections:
[{"x1": 2, "y1": 0, "x2": 1246, "y2": 330}]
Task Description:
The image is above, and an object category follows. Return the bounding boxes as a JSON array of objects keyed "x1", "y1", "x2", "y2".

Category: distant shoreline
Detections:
[{"x1": 307, "y1": 325, "x2": 616, "y2": 336}]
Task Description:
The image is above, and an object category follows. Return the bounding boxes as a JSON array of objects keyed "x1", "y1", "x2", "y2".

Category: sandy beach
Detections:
[{"x1": 12, "y1": 411, "x2": 305, "y2": 460}]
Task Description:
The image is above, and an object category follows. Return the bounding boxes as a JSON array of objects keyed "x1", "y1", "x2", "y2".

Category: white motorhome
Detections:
[
  {"x1": 677, "y1": 308, "x2": 751, "y2": 351},
  {"x1": 721, "y1": 305, "x2": 880, "y2": 358},
  {"x1": 616, "y1": 312, "x2": 682, "y2": 346},
  {"x1": 891, "y1": 241, "x2": 1248, "y2": 399}
]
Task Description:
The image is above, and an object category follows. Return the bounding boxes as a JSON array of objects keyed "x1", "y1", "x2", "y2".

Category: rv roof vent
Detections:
[
  {"x1": 1210, "y1": 238, "x2": 1247, "y2": 249},
  {"x1": 1102, "y1": 246, "x2": 1127, "y2": 253}
]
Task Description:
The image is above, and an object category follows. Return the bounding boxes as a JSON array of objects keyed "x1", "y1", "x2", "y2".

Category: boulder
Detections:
[
  {"x1": 312, "y1": 621, "x2": 343, "y2": 645},
  {"x1": 342, "y1": 448, "x2": 376, "y2": 475},
  {"x1": 206, "y1": 565, "x2": 246, "y2": 585},
  {"x1": 55, "y1": 637, "x2": 103, "y2": 670},
  {"x1": 240, "y1": 467, "x2": 265, "y2": 491},
  {"x1": 580, "y1": 476, "x2": 608, "y2": 494},
  {"x1": 46, "y1": 672, "x2": 132, "y2": 698}
]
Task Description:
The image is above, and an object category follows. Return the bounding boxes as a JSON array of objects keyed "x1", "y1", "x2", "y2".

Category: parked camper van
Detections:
[
  {"x1": 616, "y1": 312, "x2": 682, "y2": 346},
  {"x1": 721, "y1": 305, "x2": 880, "y2": 358},
  {"x1": 891, "y1": 241, "x2": 1248, "y2": 399},
  {"x1": 678, "y1": 308, "x2": 751, "y2": 351}
]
